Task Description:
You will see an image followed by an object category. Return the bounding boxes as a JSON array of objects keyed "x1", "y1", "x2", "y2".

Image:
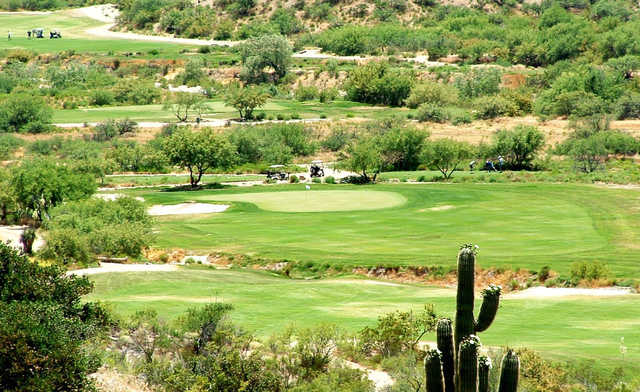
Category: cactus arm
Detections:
[
  {"x1": 475, "y1": 285, "x2": 501, "y2": 333},
  {"x1": 498, "y1": 350, "x2": 520, "y2": 392},
  {"x1": 455, "y1": 246, "x2": 476, "y2": 351},
  {"x1": 478, "y1": 356, "x2": 492, "y2": 392},
  {"x1": 424, "y1": 349, "x2": 446, "y2": 392},
  {"x1": 457, "y1": 336, "x2": 480, "y2": 392},
  {"x1": 436, "y1": 319, "x2": 455, "y2": 392}
]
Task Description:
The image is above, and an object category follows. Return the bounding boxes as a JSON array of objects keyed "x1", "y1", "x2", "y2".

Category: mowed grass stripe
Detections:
[
  {"x1": 134, "y1": 183, "x2": 640, "y2": 276},
  {"x1": 86, "y1": 268, "x2": 640, "y2": 371}
]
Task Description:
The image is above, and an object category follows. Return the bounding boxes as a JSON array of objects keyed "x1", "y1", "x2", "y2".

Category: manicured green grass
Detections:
[
  {"x1": 86, "y1": 268, "x2": 640, "y2": 371},
  {"x1": 0, "y1": 12, "x2": 195, "y2": 55},
  {"x1": 200, "y1": 190, "x2": 407, "y2": 212},
  {"x1": 133, "y1": 183, "x2": 640, "y2": 277},
  {"x1": 52, "y1": 99, "x2": 403, "y2": 123}
]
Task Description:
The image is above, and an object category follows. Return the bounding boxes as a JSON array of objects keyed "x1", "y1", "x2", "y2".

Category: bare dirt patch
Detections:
[{"x1": 148, "y1": 203, "x2": 229, "y2": 216}]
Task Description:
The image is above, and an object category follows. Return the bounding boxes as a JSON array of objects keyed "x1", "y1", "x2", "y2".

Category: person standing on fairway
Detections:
[
  {"x1": 498, "y1": 155, "x2": 505, "y2": 172},
  {"x1": 469, "y1": 160, "x2": 476, "y2": 172},
  {"x1": 7, "y1": 31, "x2": 12, "y2": 40}
]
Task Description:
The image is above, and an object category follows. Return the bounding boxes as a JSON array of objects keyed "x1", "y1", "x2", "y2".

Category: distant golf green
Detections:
[
  {"x1": 87, "y1": 268, "x2": 640, "y2": 371},
  {"x1": 131, "y1": 183, "x2": 640, "y2": 277},
  {"x1": 195, "y1": 190, "x2": 407, "y2": 212}
]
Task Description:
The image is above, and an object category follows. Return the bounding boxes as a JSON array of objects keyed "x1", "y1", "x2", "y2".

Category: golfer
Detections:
[
  {"x1": 498, "y1": 155, "x2": 505, "y2": 172},
  {"x1": 469, "y1": 160, "x2": 476, "y2": 172},
  {"x1": 485, "y1": 159, "x2": 497, "y2": 172},
  {"x1": 7, "y1": 31, "x2": 12, "y2": 40}
]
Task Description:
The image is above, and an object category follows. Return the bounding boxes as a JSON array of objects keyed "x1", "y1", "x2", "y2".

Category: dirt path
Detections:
[
  {"x1": 71, "y1": 5, "x2": 236, "y2": 46},
  {"x1": 68, "y1": 262, "x2": 178, "y2": 276},
  {"x1": 55, "y1": 118, "x2": 330, "y2": 129}
]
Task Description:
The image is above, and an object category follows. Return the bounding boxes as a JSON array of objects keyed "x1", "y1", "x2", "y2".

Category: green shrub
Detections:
[
  {"x1": 616, "y1": 93, "x2": 640, "y2": 119},
  {"x1": 89, "y1": 89, "x2": 114, "y2": 106},
  {"x1": 0, "y1": 134, "x2": 24, "y2": 160},
  {"x1": 416, "y1": 104, "x2": 449, "y2": 123},
  {"x1": 322, "y1": 127, "x2": 354, "y2": 151},
  {"x1": 294, "y1": 84, "x2": 319, "y2": 101},
  {"x1": 570, "y1": 261, "x2": 610, "y2": 282},
  {"x1": 345, "y1": 62, "x2": 413, "y2": 106},
  {"x1": 0, "y1": 93, "x2": 53, "y2": 133},
  {"x1": 325, "y1": 176, "x2": 336, "y2": 184},
  {"x1": 405, "y1": 80, "x2": 457, "y2": 109},
  {"x1": 474, "y1": 95, "x2": 519, "y2": 119},
  {"x1": 454, "y1": 68, "x2": 502, "y2": 99},
  {"x1": 289, "y1": 174, "x2": 299, "y2": 183}
]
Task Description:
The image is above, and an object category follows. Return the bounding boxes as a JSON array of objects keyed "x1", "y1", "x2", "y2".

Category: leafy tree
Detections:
[
  {"x1": 379, "y1": 127, "x2": 429, "y2": 171},
  {"x1": 0, "y1": 242, "x2": 111, "y2": 392},
  {"x1": 491, "y1": 125, "x2": 545, "y2": 169},
  {"x1": 163, "y1": 92, "x2": 206, "y2": 122},
  {"x1": 345, "y1": 62, "x2": 414, "y2": 106},
  {"x1": 224, "y1": 85, "x2": 268, "y2": 120},
  {"x1": 0, "y1": 93, "x2": 52, "y2": 133},
  {"x1": 405, "y1": 81, "x2": 457, "y2": 109},
  {"x1": 568, "y1": 134, "x2": 607, "y2": 173},
  {"x1": 10, "y1": 158, "x2": 96, "y2": 223},
  {"x1": 345, "y1": 137, "x2": 385, "y2": 183},
  {"x1": 422, "y1": 139, "x2": 473, "y2": 179},
  {"x1": 162, "y1": 128, "x2": 236, "y2": 187},
  {"x1": 239, "y1": 34, "x2": 292, "y2": 83}
]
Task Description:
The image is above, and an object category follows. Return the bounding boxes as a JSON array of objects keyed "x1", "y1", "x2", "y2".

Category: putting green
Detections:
[{"x1": 196, "y1": 190, "x2": 407, "y2": 212}]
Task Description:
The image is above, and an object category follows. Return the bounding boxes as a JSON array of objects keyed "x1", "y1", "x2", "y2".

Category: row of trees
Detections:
[{"x1": 344, "y1": 123, "x2": 546, "y2": 182}]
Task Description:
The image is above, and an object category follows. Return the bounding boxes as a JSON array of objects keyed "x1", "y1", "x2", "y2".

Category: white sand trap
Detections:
[
  {"x1": 148, "y1": 203, "x2": 229, "y2": 216},
  {"x1": 68, "y1": 262, "x2": 178, "y2": 276},
  {"x1": 507, "y1": 286, "x2": 634, "y2": 299}
]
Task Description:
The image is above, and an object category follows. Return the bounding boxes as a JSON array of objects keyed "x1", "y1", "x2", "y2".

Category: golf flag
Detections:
[{"x1": 305, "y1": 185, "x2": 311, "y2": 190}]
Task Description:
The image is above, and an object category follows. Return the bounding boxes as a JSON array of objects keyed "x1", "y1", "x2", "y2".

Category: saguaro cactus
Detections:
[
  {"x1": 498, "y1": 350, "x2": 520, "y2": 392},
  {"x1": 424, "y1": 244, "x2": 519, "y2": 392}
]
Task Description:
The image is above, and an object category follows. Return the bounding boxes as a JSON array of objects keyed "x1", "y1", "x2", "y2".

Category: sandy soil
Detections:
[
  {"x1": 0, "y1": 225, "x2": 45, "y2": 252},
  {"x1": 507, "y1": 286, "x2": 634, "y2": 299},
  {"x1": 72, "y1": 5, "x2": 236, "y2": 46},
  {"x1": 147, "y1": 203, "x2": 229, "y2": 216},
  {"x1": 68, "y1": 262, "x2": 178, "y2": 276},
  {"x1": 55, "y1": 118, "x2": 330, "y2": 130},
  {"x1": 91, "y1": 367, "x2": 151, "y2": 392},
  {"x1": 343, "y1": 360, "x2": 394, "y2": 391}
]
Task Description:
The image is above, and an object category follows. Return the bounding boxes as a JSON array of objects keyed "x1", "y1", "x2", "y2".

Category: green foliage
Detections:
[
  {"x1": 0, "y1": 242, "x2": 110, "y2": 391},
  {"x1": 0, "y1": 133, "x2": 23, "y2": 160},
  {"x1": 113, "y1": 78, "x2": 162, "y2": 105},
  {"x1": 379, "y1": 126, "x2": 429, "y2": 171},
  {"x1": 345, "y1": 137, "x2": 385, "y2": 182},
  {"x1": 230, "y1": 123, "x2": 316, "y2": 165},
  {"x1": 0, "y1": 93, "x2": 52, "y2": 133},
  {"x1": 289, "y1": 366, "x2": 373, "y2": 392},
  {"x1": 454, "y1": 68, "x2": 501, "y2": 99},
  {"x1": 94, "y1": 118, "x2": 138, "y2": 141},
  {"x1": 359, "y1": 306, "x2": 437, "y2": 358},
  {"x1": 224, "y1": 85, "x2": 269, "y2": 120},
  {"x1": 321, "y1": 127, "x2": 355, "y2": 152},
  {"x1": 474, "y1": 95, "x2": 519, "y2": 120},
  {"x1": 10, "y1": 158, "x2": 96, "y2": 222},
  {"x1": 423, "y1": 139, "x2": 473, "y2": 179},
  {"x1": 163, "y1": 92, "x2": 206, "y2": 122},
  {"x1": 416, "y1": 104, "x2": 450, "y2": 123},
  {"x1": 163, "y1": 127, "x2": 236, "y2": 187},
  {"x1": 491, "y1": 125, "x2": 545, "y2": 170},
  {"x1": 345, "y1": 62, "x2": 413, "y2": 106},
  {"x1": 570, "y1": 261, "x2": 610, "y2": 282},
  {"x1": 405, "y1": 81, "x2": 458, "y2": 109},
  {"x1": 106, "y1": 140, "x2": 169, "y2": 173},
  {"x1": 239, "y1": 34, "x2": 292, "y2": 83},
  {"x1": 270, "y1": 8, "x2": 303, "y2": 35},
  {"x1": 41, "y1": 197, "x2": 153, "y2": 264}
]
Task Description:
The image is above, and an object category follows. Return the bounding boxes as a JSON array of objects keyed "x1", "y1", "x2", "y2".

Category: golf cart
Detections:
[
  {"x1": 266, "y1": 165, "x2": 289, "y2": 181},
  {"x1": 309, "y1": 160, "x2": 325, "y2": 178},
  {"x1": 32, "y1": 28, "x2": 44, "y2": 39},
  {"x1": 50, "y1": 29, "x2": 62, "y2": 39}
]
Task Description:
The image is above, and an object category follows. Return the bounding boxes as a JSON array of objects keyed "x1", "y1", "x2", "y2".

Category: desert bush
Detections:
[
  {"x1": 0, "y1": 134, "x2": 23, "y2": 160},
  {"x1": 325, "y1": 176, "x2": 336, "y2": 184},
  {"x1": 405, "y1": 80, "x2": 457, "y2": 109},
  {"x1": 490, "y1": 125, "x2": 545, "y2": 170},
  {"x1": 0, "y1": 93, "x2": 52, "y2": 133},
  {"x1": 294, "y1": 84, "x2": 319, "y2": 101},
  {"x1": 454, "y1": 68, "x2": 502, "y2": 99},
  {"x1": 570, "y1": 261, "x2": 610, "y2": 282},
  {"x1": 359, "y1": 306, "x2": 437, "y2": 359},
  {"x1": 474, "y1": 95, "x2": 519, "y2": 119},
  {"x1": 239, "y1": 34, "x2": 292, "y2": 83},
  {"x1": 416, "y1": 104, "x2": 449, "y2": 123},
  {"x1": 616, "y1": 93, "x2": 640, "y2": 119},
  {"x1": 345, "y1": 62, "x2": 413, "y2": 106},
  {"x1": 113, "y1": 79, "x2": 162, "y2": 105},
  {"x1": 321, "y1": 127, "x2": 355, "y2": 151}
]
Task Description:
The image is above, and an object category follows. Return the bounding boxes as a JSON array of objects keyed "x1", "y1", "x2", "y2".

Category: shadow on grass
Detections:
[{"x1": 162, "y1": 182, "x2": 230, "y2": 192}]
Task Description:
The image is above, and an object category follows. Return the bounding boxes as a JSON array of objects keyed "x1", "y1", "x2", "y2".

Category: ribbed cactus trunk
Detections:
[
  {"x1": 425, "y1": 349, "x2": 446, "y2": 392},
  {"x1": 478, "y1": 356, "x2": 491, "y2": 392},
  {"x1": 454, "y1": 247, "x2": 476, "y2": 353},
  {"x1": 457, "y1": 336, "x2": 479, "y2": 392},
  {"x1": 436, "y1": 319, "x2": 455, "y2": 392},
  {"x1": 498, "y1": 350, "x2": 520, "y2": 392}
]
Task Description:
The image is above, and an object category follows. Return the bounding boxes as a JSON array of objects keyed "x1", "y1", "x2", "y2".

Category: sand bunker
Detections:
[
  {"x1": 507, "y1": 286, "x2": 634, "y2": 299},
  {"x1": 95, "y1": 193, "x2": 144, "y2": 202},
  {"x1": 429, "y1": 205, "x2": 455, "y2": 211},
  {"x1": 148, "y1": 203, "x2": 229, "y2": 216}
]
